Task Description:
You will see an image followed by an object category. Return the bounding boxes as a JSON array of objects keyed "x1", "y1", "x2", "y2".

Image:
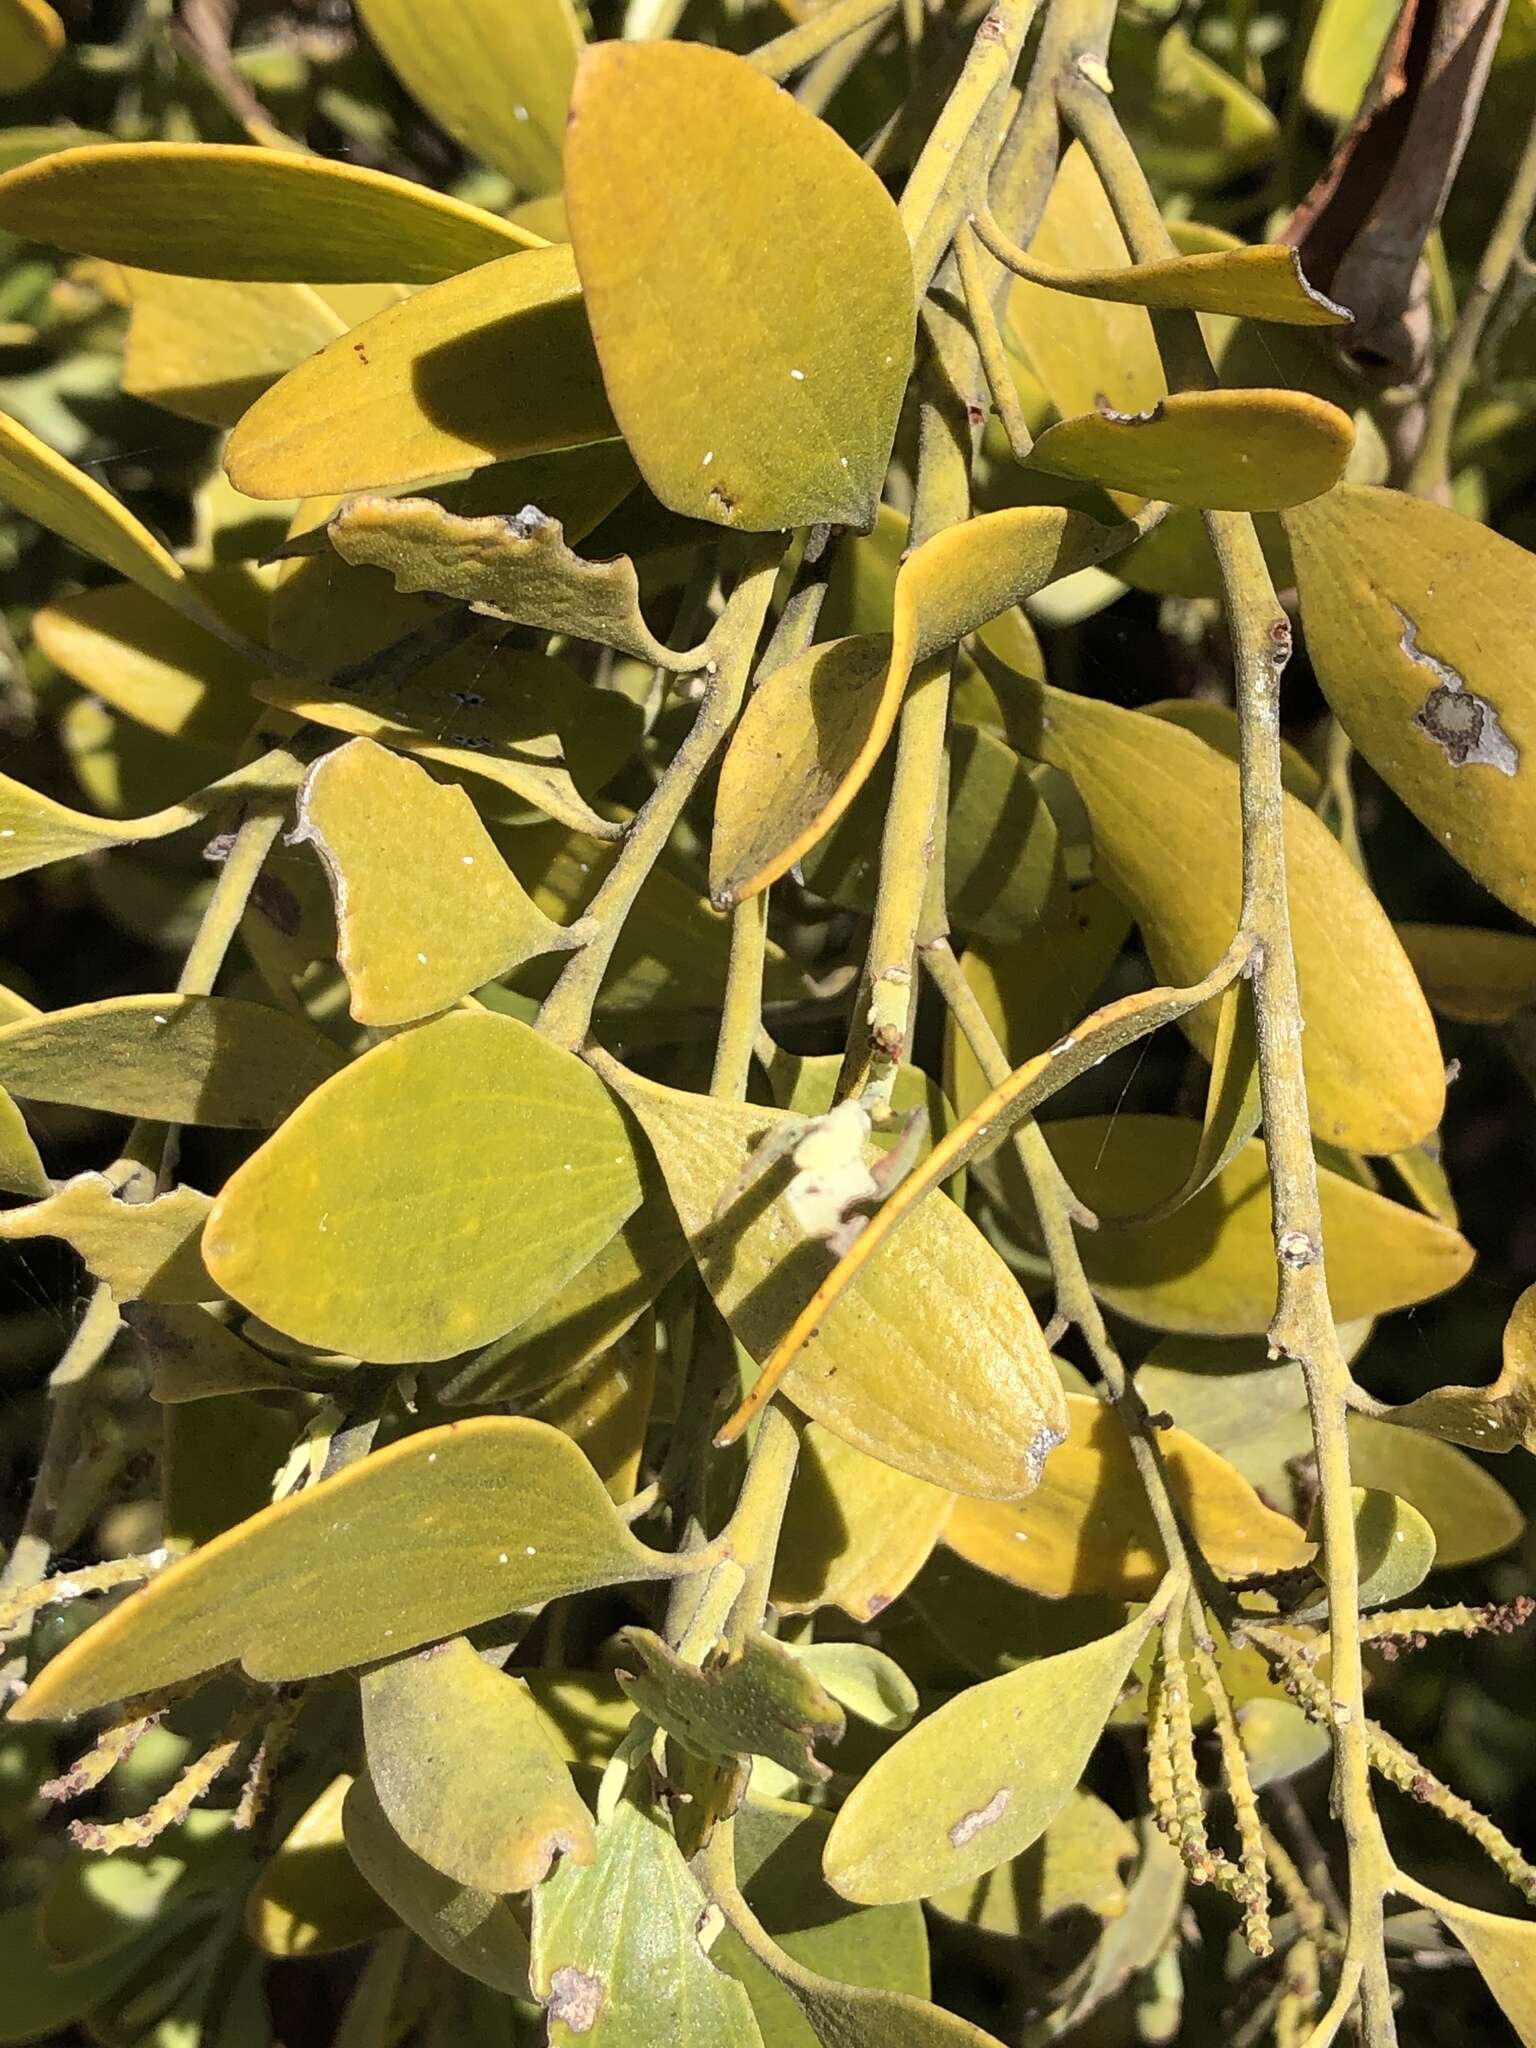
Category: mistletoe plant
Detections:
[{"x1": 0, "y1": 1, "x2": 1534, "y2": 2045}]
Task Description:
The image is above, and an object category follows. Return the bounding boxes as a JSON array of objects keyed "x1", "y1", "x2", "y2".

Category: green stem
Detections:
[
  {"x1": 1407, "y1": 106, "x2": 1536, "y2": 499},
  {"x1": 749, "y1": 0, "x2": 899, "y2": 79},
  {"x1": 955, "y1": 219, "x2": 1035, "y2": 457},
  {"x1": 539, "y1": 546, "x2": 782, "y2": 1050},
  {"x1": 711, "y1": 893, "x2": 770, "y2": 1102},
  {"x1": 177, "y1": 806, "x2": 287, "y2": 997}
]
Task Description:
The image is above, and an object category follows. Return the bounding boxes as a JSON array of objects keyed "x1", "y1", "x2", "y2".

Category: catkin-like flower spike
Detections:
[
  {"x1": 1274, "y1": 1935, "x2": 1322, "y2": 2048},
  {"x1": 1261, "y1": 1826, "x2": 1331, "y2": 1951},
  {"x1": 1145, "y1": 1661, "x2": 1181, "y2": 1842},
  {"x1": 1366, "y1": 1716, "x2": 1536, "y2": 1903},
  {"x1": 1190, "y1": 1638, "x2": 1272, "y2": 1957},
  {"x1": 0, "y1": 1549, "x2": 169, "y2": 1634},
  {"x1": 1361, "y1": 1594, "x2": 1535, "y2": 1658},
  {"x1": 67, "y1": 1703, "x2": 262, "y2": 1854},
  {"x1": 1156, "y1": 1623, "x2": 1215, "y2": 1884},
  {"x1": 234, "y1": 1689, "x2": 304, "y2": 1831},
  {"x1": 40, "y1": 1708, "x2": 164, "y2": 1804}
]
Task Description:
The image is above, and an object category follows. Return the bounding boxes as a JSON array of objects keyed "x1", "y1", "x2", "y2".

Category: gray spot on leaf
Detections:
[
  {"x1": 949, "y1": 1785, "x2": 1010, "y2": 1848},
  {"x1": 1397, "y1": 606, "x2": 1518, "y2": 776},
  {"x1": 547, "y1": 1965, "x2": 604, "y2": 2034}
]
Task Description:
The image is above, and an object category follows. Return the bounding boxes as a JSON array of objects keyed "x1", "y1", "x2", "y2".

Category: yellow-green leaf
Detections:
[
  {"x1": 790, "y1": 1644, "x2": 918, "y2": 1733},
  {"x1": 1027, "y1": 390, "x2": 1354, "y2": 512},
  {"x1": 1303, "y1": 0, "x2": 1397, "y2": 122},
  {"x1": 1376, "y1": 1280, "x2": 1536, "y2": 1454},
  {"x1": 0, "y1": 141, "x2": 537, "y2": 283},
  {"x1": 0, "y1": 0, "x2": 62, "y2": 92},
  {"x1": 1395, "y1": 922, "x2": 1536, "y2": 1024},
  {"x1": 325, "y1": 492, "x2": 681, "y2": 664},
  {"x1": 928, "y1": 1789, "x2": 1137, "y2": 1936},
  {"x1": 33, "y1": 575, "x2": 264, "y2": 751},
  {"x1": 531, "y1": 1784, "x2": 764, "y2": 2047},
  {"x1": 0, "y1": 1082, "x2": 46, "y2": 1196},
  {"x1": 711, "y1": 508, "x2": 1134, "y2": 903},
  {"x1": 614, "y1": 1628, "x2": 845, "y2": 1781},
  {"x1": 822, "y1": 1605, "x2": 1162, "y2": 1905},
  {"x1": 343, "y1": 1771, "x2": 532, "y2": 1996},
  {"x1": 1003, "y1": 239, "x2": 1346, "y2": 324},
  {"x1": 945, "y1": 1392, "x2": 1310, "y2": 1598},
  {"x1": 1018, "y1": 1118, "x2": 1473, "y2": 1335},
  {"x1": 132, "y1": 1300, "x2": 355, "y2": 1404},
  {"x1": 294, "y1": 739, "x2": 571, "y2": 1025},
  {"x1": 225, "y1": 249, "x2": 613, "y2": 499},
  {"x1": 12, "y1": 1418, "x2": 674, "y2": 1720},
  {"x1": 565, "y1": 40, "x2": 912, "y2": 531},
  {"x1": 1408, "y1": 1881, "x2": 1536, "y2": 2046},
  {"x1": 525, "y1": 1317, "x2": 656, "y2": 1503},
  {"x1": 257, "y1": 641, "x2": 632, "y2": 840},
  {"x1": 247, "y1": 1776, "x2": 394, "y2": 1958},
  {"x1": 0, "y1": 1173, "x2": 213, "y2": 1302},
  {"x1": 771, "y1": 1423, "x2": 955, "y2": 1623},
  {"x1": 362, "y1": 1637, "x2": 594, "y2": 1894},
  {"x1": 1287, "y1": 484, "x2": 1536, "y2": 922},
  {"x1": 1117, "y1": 23, "x2": 1278, "y2": 190},
  {"x1": 355, "y1": 0, "x2": 580, "y2": 194},
  {"x1": 203, "y1": 1010, "x2": 645, "y2": 1362},
  {"x1": 1019, "y1": 679, "x2": 1444, "y2": 1152},
  {"x1": 1301, "y1": 1487, "x2": 1434, "y2": 1612},
  {"x1": 0, "y1": 993, "x2": 342, "y2": 1128},
  {"x1": 1237, "y1": 1698, "x2": 1330, "y2": 1789},
  {"x1": 594, "y1": 1059, "x2": 1067, "y2": 1500},
  {"x1": 0, "y1": 747, "x2": 301, "y2": 881}
]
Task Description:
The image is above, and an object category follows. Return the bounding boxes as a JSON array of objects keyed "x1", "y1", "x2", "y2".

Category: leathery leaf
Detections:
[
  {"x1": 531, "y1": 1783, "x2": 763, "y2": 2047},
  {"x1": 0, "y1": 993, "x2": 342, "y2": 1128},
  {"x1": 594, "y1": 1058, "x2": 1067, "y2": 1499},
  {"x1": 565, "y1": 40, "x2": 912, "y2": 531},
  {"x1": 1019, "y1": 677, "x2": 1445, "y2": 1153},
  {"x1": 1287, "y1": 484, "x2": 1536, "y2": 923},
  {"x1": 1000, "y1": 237, "x2": 1346, "y2": 324},
  {"x1": 343, "y1": 1772, "x2": 532, "y2": 1996},
  {"x1": 293, "y1": 739, "x2": 571, "y2": 1026},
  {"x1": 0, "y1": 141, "x2": 537, "y2": 283},
  {"x1": 711, "y1": 506, "x2": 1134, "y2": 904},
  {"x1": 0, "y1": 1173, "x2": 213, "y2": 1302},
  {"x1": 1300, "y1": 1488, "x2": 1434, "y2": 1612},
  {"x1": 1373, "y1": 1279, "x2": 1536, "y2": 1453},
  {"x1": 247, "y1": 1776, "x2": 393, "y2": 1958},
  {"x1": 1407, "y1": 1880, "x2": 1536, "y2": 2046},
  {"x1": 1027, "y1": 389, "x2": 1354, "y2": 512},
  {"x1": 771, "y1": 1423, "x2": 955, "y2": 1623},
  {"x1": 945, "y1": 1392, "x2": 1310, "y2": 1598},
  {"x1": 822, "y1": 1603, "x2": 1164, "y2": 1905},
  {"x1": 225, "y1": 249, "x2": 614, "y2": 500},
  {"x1": 361, "y1": 1637, "x2": 594, "y2": 1895},
  {"x1": 613, "y1": 1627, "x2": 845, "y2": 1780},
  {"x1": 203, "y1": 1010, "x2": 644, "y2": 1362},
  {"x1": 0, "y1": 0, "x2": 62, "y2": 92},
  {"x1": 12, "y1": 1417, "x2": 676, "y2": 1720}
]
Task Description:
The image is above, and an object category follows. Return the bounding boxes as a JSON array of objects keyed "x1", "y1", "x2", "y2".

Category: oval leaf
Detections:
[
  {"x1": 12, "y1": 1417, "x2": 673, "y2": 1720},
  {"x1": 204, "y1": 1010, "x2": 645, "y2": 1362},
  {"x1": 565, "y1": 40, "x2": 913, "y2": 531},
  {"x1": 0, "y1": 1173, "x2": 212, "y2": 1302},
  {"x1": 771, "y1": 1423, "x2": 955, "y2": 1623}
]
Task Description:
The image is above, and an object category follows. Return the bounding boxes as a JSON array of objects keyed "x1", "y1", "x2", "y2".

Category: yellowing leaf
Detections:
[
  {"x1": 1019, "y1": 1118, "x2": 1473, "y2": 1335},
  {"x1": 1408, "y1": 1881, "x2": 1536, "y2": 2046},
  {"x1": 565, "y1": 40, "x2": 912, "y2": 531},
  {"x1": 257, "y1": 641, "x2": 632, "y2": 840},
  {"x1": 203, "y1": 1010, "x2": 645, "y2": 1363},
  {"x1": 1020, "y1": 680, "x2": 1444, "y2": 1152},
  {"x1": 225, "y1": 250, "x2": 613, "y2": 499},
  {"x1": 0, "y1": 993, "x2": 342, "y2": 1128},
  {"x1": 0, "y1": 0, "x2": 62, "y2": 93},
  {"x1": 1007, "y1": 143, "x2": 1166, "y2": 420},
  {"x1": 526, "y1": 1316, "x2": 656, "y2": 1502},
  {"x1": 0, "y1": 407, "x2": 210, "y2": 623},
  {"x1": 771, "y1": 1423, "x2": 955, "y2": 1623},
  {"x1": 247, "y1": 1776, "x2": 394, "y2": 1958},
  {"x1": 531, "y1": 1787, "x2": 763, "y2": 2047},
  {"x1": 822, "y1": 1605, "x2": 1161, "y2": 1905},
  {"x1": 0, "y1": 1083, "x2": 46, "y2": 1197},
  {"x1": 1027, "y1": 390, "x2": 1354, "y2": 512},
  {"x1": 13, "y1": 1418, "x2": 674, "y2": 1720},
  {"x1": 33, "y1": 575, "x2": 264, "y2": 751},
  {"x1": 0, "y1": 142, "x2": 536, "y2": 283},
  {"x1": 0, "y1": 1173, "x2": 213, "y2": 1302},
  {"x1": 362, "y1": 1637, "x2": 594, "y2": 1894},
  {"x1": 343, "y1": 1772, "x2": 532, "y2": 1996},
  {"x1": 355, "y1": 0, "x2": 581, "y2": 194},
  {"x1": 294, "y1": 739, "x2": 570, "y2": 1025},
  {"x1": 324, "y1": 493, "x2": 682, "y2": 665},
  {"x1": 946, "y1": 1392, "x2": 1310, "y2": 1598},
  {"x1": 0, "y1": 747, "x2": 301, "y2": 881},
  {"x1": 1375, "y1": 1280, "x2": 1536, "y2": 1453},
  {"x1": 711, "y1": 508, "x2": 1134, "y2": 903},
  {"x1": 1287, "y1": 485, "x2": 1536, "y2": 922},
  {"x1": 1396, "y1": 922, "x2": 1536, "y2": 1024},
  {"x1": 594, "y1": 1059, "x2": 1067, "y2": 1500},
  {"x1": 1002, "y1": 235, "x2": 1345, "y2": 324}
]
